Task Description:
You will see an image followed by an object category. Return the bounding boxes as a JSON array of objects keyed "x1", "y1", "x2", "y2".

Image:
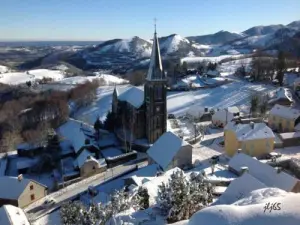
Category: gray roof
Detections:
[
  {"x1": 0, "y1": 176, "x2": 45, "y2": 200},
  {"x1": 146, "y1": 30, "x2": 165, "y2": 81}
]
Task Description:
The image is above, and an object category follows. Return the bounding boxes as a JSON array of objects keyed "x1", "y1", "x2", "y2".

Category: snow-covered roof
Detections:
[
  {"x1": 218, "y1": 173, "x2": 267, "y2": 204},
  {"x1": 57, "y1": 118, "x2": 91, "y2": 153},
  {"x1": 269, "y1": 104, "x2": 300, "y2": 121},
  {"x1": 186, "y1": 105, "x2": 205, "y2": 118},
  {"x1": 117, "y1": 86, "x2": 144, "y2": 108},
  {"x1": 74, "y1": 149, "x2": 97, "y2": 168},
  {"x1": 188, "y1": 188, "x2": 300, "y2": 225},
  {"x1": 123, "y1": 164, "x2": 160, "y2": 186},
  {"x1": 147, "y1": 132, "x2": 191, "y2": 171},
  {"x1": 206, "y1": 70, "x2": 220, "y2": 76},
  {"x1": 268, "y1": 88, "x2": 293, "y2": 103},
  {"x1": 294, "y1": 77, "x2": 300, "y2": 85},
  {"x1": 0, "y1": 205, "x2": 30, "y2": 225},
  {"x1": 17, "y1": 158, "x2": 38, "y2": 170},
  {"x1": 0, "y1": 158, "x2": 8, "y2": 176},
  {"x1": 227, "y1": 106, "x2": 240, "y2": 114},
  {"x1": 225, "y1": 122, "x2": 275, "y2": 141},
  {"x1": 0, "y1": 177, "x2": 46, "y2": 200},
  {"x1": 228, "y1": 153, "x2": 299, "y2": 192}
]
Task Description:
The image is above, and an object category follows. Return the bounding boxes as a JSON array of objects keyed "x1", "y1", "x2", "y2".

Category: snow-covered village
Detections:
[{"x1": 1, "y1": 1, "x2": 300, "y2": 225}]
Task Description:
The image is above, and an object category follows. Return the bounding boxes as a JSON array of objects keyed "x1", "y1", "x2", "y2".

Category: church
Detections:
[{"x1": 112, "y1": 28, "x2": 167, "y2": 144}]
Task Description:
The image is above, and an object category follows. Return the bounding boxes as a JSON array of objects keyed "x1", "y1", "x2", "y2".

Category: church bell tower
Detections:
[{"x1": 144, "y1": 25, "x2": 167, "y2": 144}]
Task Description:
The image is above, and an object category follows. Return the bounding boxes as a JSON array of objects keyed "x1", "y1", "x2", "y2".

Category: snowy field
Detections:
[
  {"x1": 0, "y1": 69, "x2": 64, "y2": 85},
  {"x1": 0, "y1": 65, "x2": 10, "y2": 73},
  {"x1": 74, "y1": 80, "x2": 276, "y2": 124},
  {"x1": 181, "y1": 54, "x2": 244, "y2": 64}
]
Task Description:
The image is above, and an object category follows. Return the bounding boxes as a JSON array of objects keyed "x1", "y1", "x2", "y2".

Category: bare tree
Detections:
[
  {"x1": 122, "y1": 113, "x2": 128, "y2": 152},
  {"x1": 0, "y1": 130, "x2": 23, "y2": 153}
]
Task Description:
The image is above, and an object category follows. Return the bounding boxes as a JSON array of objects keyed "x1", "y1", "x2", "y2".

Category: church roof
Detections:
[
  {"x1": 117, "y1": 86, "x2": 144, "y2": 108},
  {"x1": 146, "y1": 29, "x2": 165, "y2": 81}
]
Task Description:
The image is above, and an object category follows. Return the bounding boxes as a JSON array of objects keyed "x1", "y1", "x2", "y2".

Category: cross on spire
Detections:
[{"x1": 154, "y1": 18, "x2": 157, "y2": 33}]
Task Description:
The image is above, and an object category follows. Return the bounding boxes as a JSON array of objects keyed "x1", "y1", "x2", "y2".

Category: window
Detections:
[
  {"x1": 156, "y1": 117, "x2": 160, "y2": 128},
  {"x1": 156, "y1": 86, "x2": 162, "y2": 99},
  {"x1": 30, "y1": 194, "x2": 35, "y2": 201},
  {"x1": 92, "y1": 166, "x2": 96, "y2": 170},
  {"x1": 30, "y1": 185, "x2": 34, "y2": 190}
]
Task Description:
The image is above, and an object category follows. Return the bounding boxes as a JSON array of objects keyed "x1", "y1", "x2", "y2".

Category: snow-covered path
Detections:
[{"x1": 25, "y1": 160, "x2": 147, "y2": 222}]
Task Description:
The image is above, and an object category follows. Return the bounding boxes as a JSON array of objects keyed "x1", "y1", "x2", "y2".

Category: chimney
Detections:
[
  {"x1": 276, "y1": 167, "x2": 282, "y2": 174},
  {"x1": 240, "y1": 167, "x2": 249, "y2": 176},
  {"x1": 250, "y1": 121, "x2": 254, "y2": 129},
  {"x1": 17, "y1": 174, "x2": 23, "y2": 181}
]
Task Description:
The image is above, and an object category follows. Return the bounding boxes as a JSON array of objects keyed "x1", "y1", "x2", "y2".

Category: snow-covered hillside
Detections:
[
  {"x1": 160, "y1": 34, "x2": 190, "y2": 54},
  {"x1": 91, "y1": 36, "x2": 152, "y2": 58},
  {"x1": 0, "y1": 69, "x2": 64, "y2": 85}
]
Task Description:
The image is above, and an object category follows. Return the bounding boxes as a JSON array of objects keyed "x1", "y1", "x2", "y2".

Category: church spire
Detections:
[{"x1": 146, "y1": 23, "x2": 165, "y2": 81}]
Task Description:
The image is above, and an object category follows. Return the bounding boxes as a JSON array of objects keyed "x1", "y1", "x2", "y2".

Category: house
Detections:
[
  {"x1": 228, "y1": 153, "x2": 300, "y2": 193},
  {"x1": 57, "y1": 118, "x2": 90, "y2": 154},
  {"x1": 293, "y1": 77, "x2": 300, "y2": 92},
  {"x1": 112, "y1": 28, "x2": 167, "y2": 144},
  {"x1": 278, "y1": 132, "x2": 300, "y2": 147},
  {"x1": 217, "y1": 173, "x2": 267, "y2": 204},
  {"x1": 268, "y1": 104, "x2": 300, "y2": 132},
  {"x1": 73, "y1": 148, "x2": 107, "y2": 178},
  {"x1": 0, "y1": 176, "x2": 47, "y2": 208},
  {"x1": 212, "y1": 107, "x2": 240, "y2": 127},
  {"x1": 224, "y1": 121, "x2": 275, "y2": 157},
  {"x1": 206, "y1": 70, "x2": 220, "y2": 77},
  {"x1": 268, "y1": 88, "x2": 293, "y2": 107},
  {"x1": 0, "y1": 204, "x2": 30, "y2": 225},
  {"x1": 147, "y1": 131, "x2": 192, "y2": 171}
]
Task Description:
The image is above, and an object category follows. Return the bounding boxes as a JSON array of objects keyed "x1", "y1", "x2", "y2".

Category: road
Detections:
[{"x1": 25, "y1": 159, "x2": 148, "y2": 222}]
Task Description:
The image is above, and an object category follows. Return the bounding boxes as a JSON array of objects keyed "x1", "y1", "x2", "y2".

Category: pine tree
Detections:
[
  {"x1": 250, "y1": 94, "x2": 259, "y2": 117},
  {"x1": 137, "y1": 187, "x2": 150, "y2": 210},
  {"x1": 94, "y1": 117, "x2": 102, "y2": 139},
  {"x1": 276, "y1": 51, "x2": 286, "y2": 86},
  {"x1": 157, "y1": 170, "x2": 215, "y2": 223},
  {"x1": 60, "y1": 201, "x2": 86, "y2": 225},
  {"x1": 103, "y1": 111, "x2": 115, "y2": 131}
]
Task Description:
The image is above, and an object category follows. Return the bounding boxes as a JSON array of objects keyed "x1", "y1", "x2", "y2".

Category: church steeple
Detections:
[
  {"x1": 144, "y1": 24, "x2": 167, "y2": 144},
  {"x1": 146, "y1": 27, "x2": 165, "y2": 81}
]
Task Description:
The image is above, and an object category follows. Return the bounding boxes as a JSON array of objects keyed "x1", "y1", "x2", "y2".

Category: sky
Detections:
[{"x1": 0, "y1": 0, "x2": 299, "y2": 41}]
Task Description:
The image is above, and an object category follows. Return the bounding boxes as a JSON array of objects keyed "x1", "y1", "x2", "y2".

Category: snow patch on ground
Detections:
[
  {"x1": 0, "y1": 69, "x2": 64, "y2": 85},
  {"x1": 181, "y1": 55, "x2": 243, "y2": 64},
  {"x1": 0, "y1": 65, "x2": 9, "y2": 73}
]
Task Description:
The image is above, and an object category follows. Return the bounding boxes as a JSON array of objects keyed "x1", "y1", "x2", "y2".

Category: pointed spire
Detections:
[
  {"x1": 146, "y1": 23, "x2": 165, "y2": 81},
  {"x1": 113, "y1": 83, "x2": 118, "y2": 96}
]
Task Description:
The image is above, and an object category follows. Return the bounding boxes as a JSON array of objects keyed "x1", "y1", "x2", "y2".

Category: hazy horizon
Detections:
[{"x1": 1, "y1": 0, "x2": 299, "y2": 41}]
